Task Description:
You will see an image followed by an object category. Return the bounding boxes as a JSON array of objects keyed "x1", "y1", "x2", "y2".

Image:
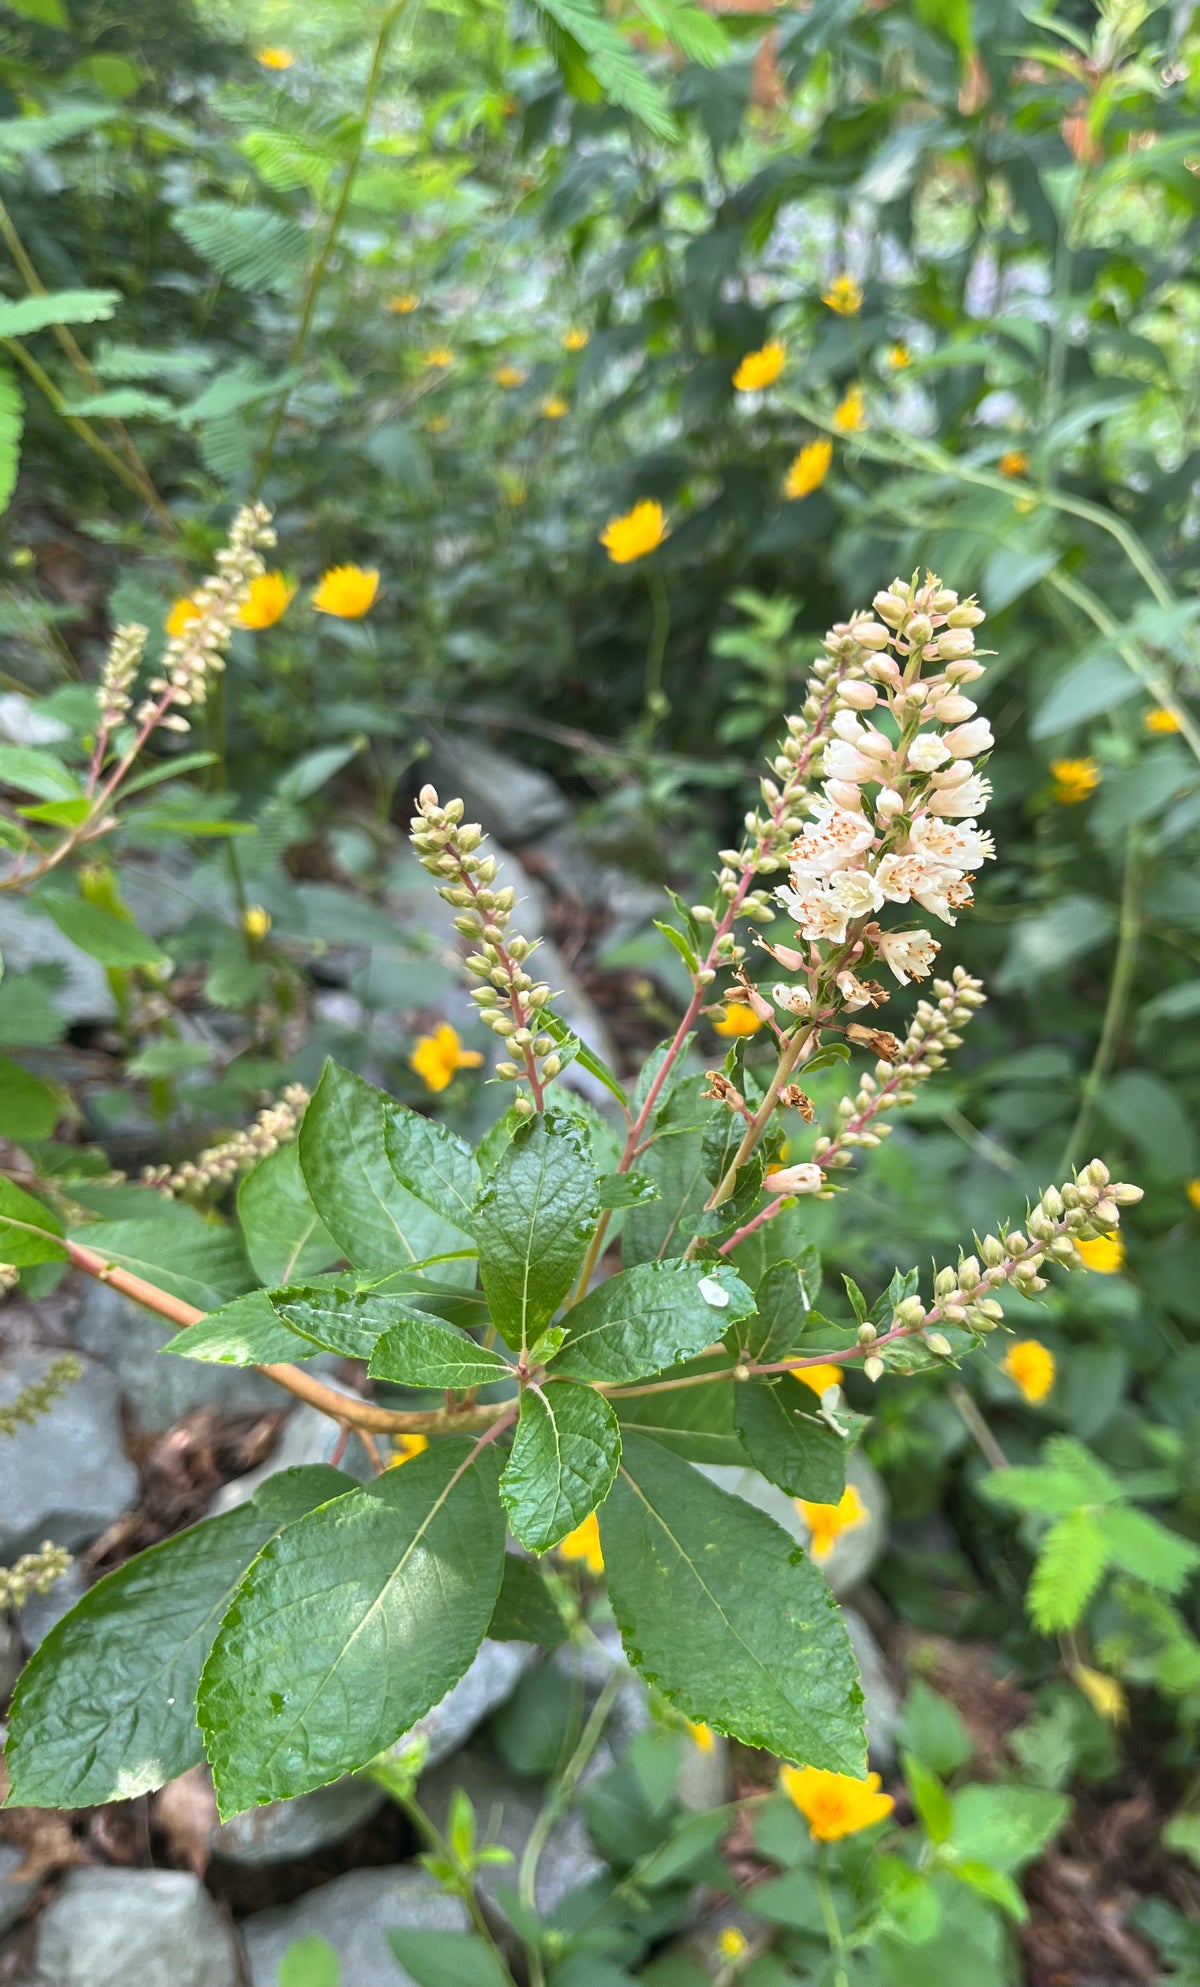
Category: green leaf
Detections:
[
  {"x1": 0, "y1": 1176, "x2": 67, "y2": 1264},
  {"x1": 17, "y1": 797, "x2": 91, "y2": 826},
  {"x1": 533, "y1": 0, "x2": 676, "y2": 135},
  {"x1": 5, "y1": 1467, "x2": 348, "y2": 1808},
  {"x1": 0, "y1": 746, "x2": 81, "y2": 801},
  {"x1": 34, "y1": 891, "x2": 168, "y2": 970},
  {"x1": 551, "y1": 1261, "x2": 753, "y2": 1384},
  {"x1": 473, "y1": 1108, "x2": 599, "y2": 1351},
  {"x1": 487, "y1": 1554, "x2": 568, "y2": 1647},
  {"x1": 368, "y1": 1317, "x2": 514, "y2": 1389},
  {"x1": 162, "y1": 1291, "x2": 319, "y2": 1367},
  {"x1": 173, "y1": 204, "x2": 307, "y2": 292},
  {"x1": 596, "y1": 1172, "x2": 659, "y2": 1209},
  {"x1": 63, "y1": 387, "x2": 176, "y2": 420},
  {"x1": 278, "y1": 1936, "x2": 339, "y2": 1987},
  {"x1": 270, "y1": 1287, "x2": 436, "y2": 1361},
  {"x1": 615, "y1": 1355, "x2": 740, "y2": 1462},
  {"x1": 1028, "y1": 1510, "x2": 1110, "y2": 1633},
  {"x1": 69, "y1": 1215, "x2": 255, "y2": 1310},
  {"x1": 299, "y1": 1061, "x2": 473, "y2": 1282},
  {"x1": 0, "y1": 1053, "x2": 62, "y2": 1139},
  {"x1": 500, "y1": 1380, "x2": 621, "y2": 1554},
  {"x1": 600, "y1": 1433, "x2": 865, "y2": 1772},
  {"x1": 733, "y1": 1380, "x2": 846, "y2": 1503},
  {"x1": 1099, "y1": 1507, "x2": 1200, "y2": 1595},
  {"x1": 237, "y1": 1144, "x2": 337, "y2": 1287},
  {"x1": 903, "y1": 1750, "x2": 952, "y2": 1845},
  {"x1": 198, "y1": 1440, "x2": 506, "y2": 1816},
  {"x1": 949, "y1": 1783, "x2": 1070, "y2": 1874},
  {"x1": 539, "y1": 1009, "x2": 629, "y2": 1109},
  {"x1": 952, "y1": 1860, "x2": 1028, "y2": 1923},
  {"x1": 0, "y1": 290, "x2": 120, "y2": 338},
  {"x1": 387, "y1": 1930, "x2": 512, "y2": 1987},
  {"x1": 736, "y1": 1254, "x2": 823, "y2": 1363},
  {"x1": 383, "y1": 1102, "x2": 480, "y2": 1233},
  {"x1": 0, "y1": 361, "x2": 22, "y2": 513},
  {"x1": 896, "y1": 1680, "x2": 974, "y2": 1777}
]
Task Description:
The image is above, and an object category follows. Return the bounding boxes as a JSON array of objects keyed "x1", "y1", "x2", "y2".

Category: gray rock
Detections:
[
  {"x1": 675, "y1": 1727, "x2": 732, "y2": 1813},
  {"x1": 210, "y1": 1774, "x2": 383, "y2": 1867},
  {"x1": 208, "y1": 1383, "x2": 377, "y2": 1515},
  {"x1": 0, "y1": 694, "x2": 69, "y2": 747},
  {"x1": 0, "y1": 1351, "x2": 137, "y2": 1562},
  {"x1": 696, "y1": 1449, "x2": 888, "y2": 1597},
  {"x1": 72, "y1": 1280, "x2": 284, "y2": 1434},
  {"x1": 397, "y1": 1638, "x2": 535, "y2": 1772},
  {"x1": 0, "y1": 1842, "x2": 39, "y2": 1938},
  {"x1": 420, "y1": 1744, "x2": 606, "y2": 1914},
  {"x1": 844, "y1": 1607, "x2": 901, "y2": 1772},
  {"x1": 17, "y1": 1563, "x2": 86, "y2": 1653},
  {"x1": 34, "y1": 1869, "x2": 240, "y2": 1987},
  {"x1": 241, "y1": 1869, "x2": 468, "y2": 1987},
  {"x1": 0, "y1": 897, "x2": 115, "y2": 1024},
  {"x1": 552, "y1": 1620, "x2": 732, "y2": 1808},
  {"x1": 426, "y1": 735, "x2": 570, "y2": 846}
]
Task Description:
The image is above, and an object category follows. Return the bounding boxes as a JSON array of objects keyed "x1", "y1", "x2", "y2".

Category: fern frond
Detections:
[
  {"x1": 173, "y1": 204, "x2": 308, "y2": 293},
  {"x1": 532, "y1": 0, "x2": 676, "y2": 137},
  {"x1": 1028, "y1": 1509, "x2": 1110, "y2": 1634}
]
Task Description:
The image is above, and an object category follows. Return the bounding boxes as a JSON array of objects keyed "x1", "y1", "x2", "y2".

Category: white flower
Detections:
[
  {"x1": 823, "y1": 739, "x2": 880, "y2": 785},
  {"x1": 906, "y1": 734, "x2": 952, "y2": 772},
  {"x1": 877, "y1": 929, "x2": 940, "y2": 983},
  {"x1": 931, "y1": 691, "x2": 977, "y2": 722},
  {"x1": 792, "y1": 801, "x2": 875, "y2": 874},
  {"x1": 874, "y1": 852, "x2": 935, "y2": 905},
  {"x1": 777, "y1": 886, "x2": 850, "y2": 944},
  {"x1": 763, "y1": 1163, "x2": 824, "y2": 1196},
  {"x1": 944, "y1": 717, "x2": 994, "y2": 758},
  {"x1": 839, "y1": 680, "x2": 879, "y2": 711},
  {"x1": 929, "y1": 773, "x2": 992, "y2": 817},
  {"x1": 835, "y1": 970, "x2": 872, "y2": 1010},
  {"x1": 875, "y1": 786, "x2": 905, "y2": 820},
  {"x1": 772, "y1": 980, "x2": 814, "y2": 1015},
  {"x1": 908, "y1": 815, "x2": 994, "y2": 871},
  {"x1": 829, "y1": 868, "x2": 885, "y2": 917}
]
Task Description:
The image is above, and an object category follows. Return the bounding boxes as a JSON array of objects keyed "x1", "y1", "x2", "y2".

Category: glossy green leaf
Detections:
[
  {"x1": 487, "y1": 1553, "x2": 568, "y2": 1647},
  {"x1": 501, "y1": 1380, "x2": 621, "y2": 1553},
  {"x1": 368, "y1": 1316, "x2": 514, "y2": 1388},
  {"x1": 733, "y1": 1379, "x2": 846, "y2": 1503},
  {"x1": 737, "y1": 1254, "x2": 823, "y2": 1363},
  {"x1": 68, "y1": 1216, "x2": 255, "y2": 1311},
  {"x1": 383, "y1": 1101, "x2": 480, "y2": 1233},
  {"x1": 0, "y1": 1176, "x2": 67, "y2": 1264},
  {"x1": 162, "y1": 1291, "x2": 320, "y2": 1367},
  {"x1": 615, "y1": 1355, "x2": 741, "y2": 1462},
  {"x1": 473, "y1": 1108, "x2": 599, "y2": 1350},
  {"x1": 237, "y1": 1143, "x2": 338, "y2": 1288},
  {"x1": 270, "y1": 1287, "x2": 437, "y2": 1360},
  {"x1": 199, "y1": 1440, "x2": 506, "y2": 1815},
  {"x1": 600, "y1": 1433, "x2": 865, "y2": 1772},
  {"x1": 299, "y1": 1060, "x2": 473, "y2": 1282},
  {"x1": 551, "y1": 1261, "x2": 753, "y2": 1383},
  {"x1": 5, "y1": 1467, "x2": 349, "y2": 1808}
]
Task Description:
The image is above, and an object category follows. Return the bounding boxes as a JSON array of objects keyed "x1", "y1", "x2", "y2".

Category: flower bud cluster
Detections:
[
  {"x1": 0, "y1": 1354, "x2": 83, "y2": 1437},
  {"x1": 96, "y1": 622, "x2": 148, "y2": 733},
  {"x1": 135, "y1": 504, "x2": 275, "y2": 735},
  {"x1": 899, "y1": 1160, "x2": 1142, "y2": 1349},
  {"x1": 0, "y1": 1261, "x2": 19, "y2": 1293},
  {"x1": 813, "y1": 968, "x2": 985, "y2": 1170},
  {"x1": 142, "y1": 1084, "x2": 309, "y2": 1198},
  {"x1": 410, "y1": 785, "x2": 558, "y2": 1113},
  {"x1": 0, "y1": 1540, "x2": 73, "y2": 1610}
]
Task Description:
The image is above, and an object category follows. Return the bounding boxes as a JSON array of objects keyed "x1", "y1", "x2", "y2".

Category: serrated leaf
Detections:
[
  {"x1": 473, "y1": 1108, "x2": 599, "y2": 1351},
  {"x1": 271, "y1": 1287, "x2": 437, "y2": 1360},
  {"x1": 487, "y1": 1554, "x2": 568, "y2": 1647},
  {"x1": 737, "y1": 1253, "x2": 823, "y2": 1363},
  {"x1": 93, "y1": 342, "x2": 215, "y2": 382},
  {"x1": 733, "y1": 1379, "x2": 845, "y2": 1503},
  {"x1": 5, "y1": 1467, "x2": 349, "y2": 1807},
  {"x1": 383, "y1": 1101, "x2": 480, "y2": 1233},
  {"x1": 162, "y1": 1291, "x2": 320, "y2": 1367},
  {"x1": 1028, "y1": 1509, "x2": 1110, "y2": 1633},
  {"x1": 63, "y1": 387, "x2": 176, "y2": 420},
  {"x1": 238, "y1": 1142, "x2": 337, "y2": 1287},
  {"x1": 501, "y1": 1380, "x2": 621, "y2": 1554},
  {"x1": 199, "y1": 1441, "x2": 506, "y2": 1815},
  {"x1": 368, "y1": 1317, "x2": 514, "y2": 1389},
  {"x1": 0, "y1": 289, "x2": 120, "y2": 337},
  {"x1": 299, "y1": 1060, "x2": 473, "y2": 1282},
  {"x1": 552, "y1": 1261, "x2": 752, "y2": 1384},
  {"x1": 596, "y1": 1172, "x2": 660, "y2": 1209},
  {"x1": 615, "y1": 1356, "x2": 741, "y2": 1463},
  {"x1": 600, "y1": 1433, "x2": 865, "y2": 1772}
]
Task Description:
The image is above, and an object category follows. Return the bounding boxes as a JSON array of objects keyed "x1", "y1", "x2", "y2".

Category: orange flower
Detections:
[
  {"x1": 999, "y1": 449, "x2": 1029, "y2": 478},
  {"x1": 733, "y1": 340, "x2": 786, "y2": 392},
  {"x1": 797, "y1": 1484, "x2": 867, "y2": 1561},
  {"x1": 1001, "y1": 1339, "x2": 1055, "y2": 1404},
  {"x1": 1144, "y1": 707, "x2": 1180, "y2": 734},
  {"x1": 792, "y1": 1363, "x2": 843, "y2": 1398},
  {"x1": 237, "y1": 571, "x2": 294, "y2": 630},
  {"x1": 1075, "y1": 1232, "x2": 1124, "y2": 1274},
  {"x1": 712, "y1": 1002, "x2": 763, "y2": 1037},
  {"x1": 311, "y1": 564, "x2": 380, "y2": 619},
  {"x1": 780, "y1": 1764, "x2": 894, "y2": 1842},
  {"x1": 1050, "y1": 756, "x2": 1100, "y2": 804},
  {"x1": 558, "y1": 1512, "x2": 604, "y2": 1575},
  {"x1": 409, "y1": 1022, "x2": 484, "y2": 1093}
]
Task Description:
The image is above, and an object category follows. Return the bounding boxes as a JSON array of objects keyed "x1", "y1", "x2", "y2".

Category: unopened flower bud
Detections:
[
  {"x1": 925, "y1": 1332, "x2": 953, "y2": 1357},
  {"x1": 864, "y1": 1356, "x2": 884, "y2": 1382}
]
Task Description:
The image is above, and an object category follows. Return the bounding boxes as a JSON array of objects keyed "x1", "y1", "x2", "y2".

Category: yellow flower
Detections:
[
  {"x1": 780, "y1": 1764, "x2": 894, "y2": 1843},
  {"x1": 312, "y1": 564, "x2": 380, "y2": 619},
  {"x1": 1145, "y1": 706, "x2": 1180, "y2": 734},
  {"x1": 1050, "y1": 756, "x2": 1100, "y2": 804},
  {"x1": 493, "y1": 363, "x2": 527, "y2": 388},
  {"x1": 558, "y1": 1511, "x2": 604, "y2": 1575},
  {"x1": 165, "y1": 594, "x2": 202, "y2": 639},
  {"x1": 599, "y1": 499, "x2": 669, "y2": 565},
  {"x1": 792, "y1": 1363, "x2": 844, "y2": 1398},
  {"x1": 1187, "y1": 1180, "x2": 1200, "y2": 1212},
  {"x1": 687, "y1": 1719, "x2": 715, "y2": 1753},
  {"x1": 1075, "y1": 1231, "x2": 1124, "y2": 1274},
  {"x1": 797, "y1": 1484, "x2": 867, "y2": 1561},
  {"x1": 716, "y1": 1926, "x2": 749, "y2": 1961},
  {"x1": 540, "y1": 394, "x2": 568, "y2": 418},
  {"x1": 885, "y1": 343, "x2": 910, "y2": 370},
  {"x1": 562, "y1": 328, "x2": 589, "y2": 351},
  {"x1": 254, "y1": 46, "x2": 294, "y2": 70},
  {"x1": 425, "y1": 413, "x2": 451, "y2": 434},
  {"x1": 999, "y1": 449, "x2": 1029, "y2": 478},
  {"x1": 1072, "y1": 1662, "x2": 1128, "y2": 1725},
  {"x1": 1001, "y1": 1338, "x2": 1055, "y2": 1405},
  {"x1": 423, "y1": 347, "x2": 455, "y2": 369},
  {"x1": 386, "y1": 292, "x2": 420, "y2": 314},
  {"x1": 822, "y1": 274, "x2": 862, "y2": 315},
  {"x1": 388, "y1": 1432, "x2": 429, "y2": 1468},
  {"x1": 409, "y1": 1022, "x2": 484, "y2": 1094},
  {"x1": 237, "y1": 571, "x2": 295, "y2": 630},
  {"x1": 732, "y1": 340, "x2": 786, "y2": 392},
  {"x1": 831, "y1": 384, "x2": 867, "y2": 433},
  {"x1": 241, "y1": 905, "x2": 271, "y2": 942},
  {"x1": 712, "y1": 1002, "x2": 763, "y2": 1037},
  {"x1": 784, "y1": 438, "x2": 832, "y2": 501}
]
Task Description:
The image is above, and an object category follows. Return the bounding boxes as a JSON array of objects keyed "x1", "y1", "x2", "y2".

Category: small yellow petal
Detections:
[
  {"x1": 1073, "y1": 1662, "x2": 1128, "y2": 1724},
  {"x1": 562, "y1": 327, "x2": 589, "y2": 351},
  {"x1": 796, "y1": 1484, "x2": 867, "y2": 1561},
  {"x1": 780, "y1": 1764, "x2": 894, "y2": 1842},
  {"x1": 386, "y1": 292, "x2": 421, "y2": 314},
  {"x1": 237, "y1": 571, "x2": 295, "y2": 630},
  {"x1": 712, "y1": 1002, "x2": 763, "y2": 1037},
  {"x1": 999, "y1": 449, "x2": 1029, "y2": 477},
  {"x1": 791, "y1": 1363, "x2": 843, "y2": 1398},
  {"x1": 165, "y1": 594, "x2": 203, "y2": 639},
  {"x1": 783, "y1": 438, "x2": 832, "y2": 501},
  {"x1": 1049, "y1": 756, "x2": 1101, "y2": 804},
  {"x1": 388, "y1": 1432, "x2": 429, "y2": 1468},
  {"x1": 1074, "y1": 1231, "x2": 1124, "y2": 1274},
  {"x1": 241, "y1": 905, "x2": 271, "y2": 941},
  {"x1": 831, "y1": 384, "x2": 867, "y2": 433},
  {"x1": 1144, "y1": 706, "x2": 1181, "y2": 734},
  {"x1": 821, "y1": 274, "x2": 862, "y2": 315},
  {"x1": 1001, "y1": 1338, "x2": 1055, "y2": 1404},
  {"x1": 254, "y1": 46, "x2": 294, "y2": 69},
  {"x1": 410, "y1": 1021, "x2": 484, "y2": 1093},
  {"x1": 557, "y1": 1511, "x2": 604, "y2": 1575},
  {"x1": 540, "y1": 394, "x2": 568, "y2": 418},
  {"x1": 716, "y1": 1926, "x2": 749, "y2": 1960},
  {"x1": 599, "y1": 499, "x2": 669, "y2": 565},
  {"x1": 311, "y1": 564, "x2": 380, "y2": 619},
  {"x1": 732, "y1": 340, "x2": 786, "y2": 392}
]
